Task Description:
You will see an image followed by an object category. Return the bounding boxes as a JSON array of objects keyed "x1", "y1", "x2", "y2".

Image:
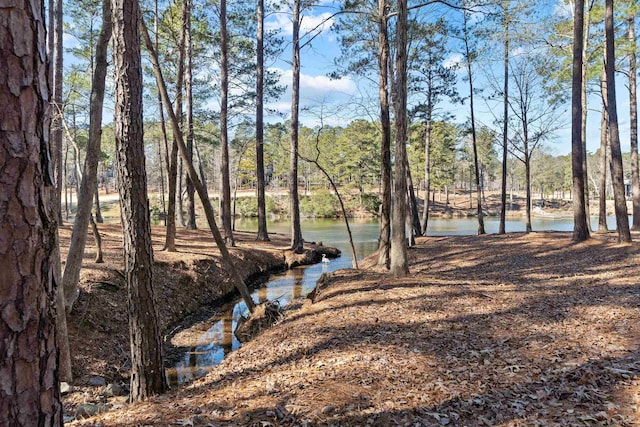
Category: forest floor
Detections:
[{"x1": 63, "y1": 226, "x2": 640, "y2": 426}]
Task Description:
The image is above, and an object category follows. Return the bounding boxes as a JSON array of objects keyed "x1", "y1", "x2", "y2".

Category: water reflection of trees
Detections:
[{"x1": 222, "y1": 314, "x2": 233, "y2": 357}]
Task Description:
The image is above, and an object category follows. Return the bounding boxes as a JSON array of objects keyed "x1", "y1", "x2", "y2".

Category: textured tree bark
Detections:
[
  {"x1": 220, "y1": 0, "x2": 234, "y2": 245},
  {"x1": 255, "y1": 0, "x2": 270, "y2": 241},
  {"x1": 94, "y1": 184, "x2": 103, "y2": 223},
  {"x1": 0, "y1": 0, "x2": 63, "y2": 422},
  {"x1": 390, "y1": 0, "x2": 409, "y2": 277},
  {"x1": 377, "y1": 0, "x2": 391, "y2": 269},
  {"x1": 112, "y1": 0, "x2": 167, "y2": 399},
  {"x1": 571, "y1": 0, "x2": 590, "y2": 242},
  {"x1": 62, "y1": 0, "x2": 112, "y2": 310},
  {"x1": 289, "y1": 0, "x2": 304, "y2": 253},
  {"x1": 580, "y1": 5, "x2": 593, "y2": 231},
  {"x1": 184, "y1": 0, "x2": 196, "y2": 230},
  {"x1": 51, "y1": 0, "x2": 64, "y2": 223},
  {"x1": 628, "y1": 16, "x2": 640, "y2": 230},
  {"x1": 604, "y1": 0, "x2": 631, "y2": 242}
]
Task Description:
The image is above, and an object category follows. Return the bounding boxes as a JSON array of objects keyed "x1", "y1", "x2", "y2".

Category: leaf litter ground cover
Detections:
[{"x1": 68, "y1": 231, "x2": 640, "y2": 426}]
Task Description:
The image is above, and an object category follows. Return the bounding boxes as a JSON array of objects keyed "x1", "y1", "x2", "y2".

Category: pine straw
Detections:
[{"x1": 70, "y1": 231, "x2": 640, "y2": 426}]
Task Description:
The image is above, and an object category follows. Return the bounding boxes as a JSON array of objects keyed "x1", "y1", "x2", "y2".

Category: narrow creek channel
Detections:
[
  {"x1": 165, "y1": 218, "x2": 381, "y2": 386},
  {"x1": 164, "y1": 215, "x2": 620, "y2": 385}
]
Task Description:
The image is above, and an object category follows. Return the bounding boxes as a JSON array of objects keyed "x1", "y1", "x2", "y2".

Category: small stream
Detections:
[
  {"x1": 165, "y1": 218, "x2": 380, "y2": 386},
  {"x1": 165, "y1": 215, "x2": 620, "y2": 385}
]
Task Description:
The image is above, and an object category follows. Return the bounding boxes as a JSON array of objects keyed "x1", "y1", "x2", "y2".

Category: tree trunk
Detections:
[
  {"x1": 140, "y1": 16, "x2": 257, "y2": 313},
  {"x1": 220, "y1": 0, "x2": 234, "y2": 245},
  {"x1": 420, "y1": 114, "x2": 432, "y2": 234},
  {"x1": 90, "y1": 215, "x2": 104, "y2": 263},
  {"x1": 113, "y1": 0, "x2": 166, "y2": 400},
  {"x1": 581, "y1": 4, "x2": 592, "y2": 231},
  {"x1": 463, "y1": 9, "x2": 485, "y2": 235},
  {"x1": 94, "y1": 183, "x2": 103, "y2": 223},
  {"x1": 0, "y1": 0, "x2": 63, "y2": 422},
  {"x1": 390, "y1": 0, "x2": 409, "y2": 277},
  {"x1": 184, "y1": 0, "x2": 196, "y2": 229},
  {"x1": 604, "y1": 0, "x2": 631, "y2": 242},
  {"x1": 52, "y1": 0, "x2": 64, "y2": 223},
  {"x1": 62, "y1": 0, "x2": 112, "y2": 310},
  {"x1": 571, "y1": 0, "x2": 590, "y2": 241},
  {"x1": 406, "y1": 159, "x2": 422, "y2": 237},
  {"x1": 499, "y1": 17, "x2": 508, "y2": 235},
  {"x1": 629, "y1": 15, "x2": 640, "y2": 230},
  {"x1": 154, "y1": 0, "x2": 167, "y2": 229},
  {"x1": 525, "y1": 152, "x2": 532, "y2": 233},
  {"x1": 157, "y1": 140, "x2": 167, "y2": 226},
  {"x1": 290, "y1": 0, "x2": 304, "y2": 253},
  {"x1": 377, "y1": 0, "x2": 392, "y2": 268},
  {"x1": 194, "y1": 141, "x2": 210, "y2": 199},
  {"x1": 598, "y1": 74, "x2": 609, "y2": 233},
  {"x1": 255, "y1": 0, "x2": 270, "y2": 241},
  {"x1": 158, "y1": 0, "x2": 177, "y2": 251},
  {"x1": 165, "y1": 140, "x2": 179, "y2": 251},
  {"x1": 175, "y1": 3, "x2": 187, "y2": 230},
  {"x1": 178, "y1": 158, "x2": 186, "y2": 227}
]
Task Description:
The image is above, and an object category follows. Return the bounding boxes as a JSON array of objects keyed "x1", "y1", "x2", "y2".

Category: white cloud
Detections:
[
  {"x1": 302, "y1": 73, "x2": 355, "y2": 93},
  {"x1": 444, "y1": 53, "x2": 463, "y2": 70},
  {"x1": 553, "y1": 0, "x2": 572, "y2": 18},
  {"x1": 265, "y1": 12, "x2": 334, "y2": 37},
  {"x1": 265, "y1": 67, "x2": 357, "y2": 116},
  {"x1": 301, "y1": 13, "x2": 334, "y2": 35}
]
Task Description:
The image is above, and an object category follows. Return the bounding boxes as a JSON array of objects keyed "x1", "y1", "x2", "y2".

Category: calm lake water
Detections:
[{"x1": 165, "y1": 215, "x2": 621, "y2": 385}]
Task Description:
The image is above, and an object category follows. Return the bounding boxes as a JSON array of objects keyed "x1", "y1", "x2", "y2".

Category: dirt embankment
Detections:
[{"x1": 58, "y1": 224, "x2": 338, "y2": 396}]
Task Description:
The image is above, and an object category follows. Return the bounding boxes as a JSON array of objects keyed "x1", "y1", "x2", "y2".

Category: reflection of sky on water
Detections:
[
  {"x1": 167, "y1": 218, "x2": 380, "y2": 386},
  {"x1": 167, "y1": 215, "x2": 621, "y2": 385}
]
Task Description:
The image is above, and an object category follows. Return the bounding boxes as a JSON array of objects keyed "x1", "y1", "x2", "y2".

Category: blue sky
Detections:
[
  {"x1": 61, "y1": 0, "x2": 636, "y2": 157},
  {"x1": 261, "y1": 0, "x2": 636, "y2": 157}
]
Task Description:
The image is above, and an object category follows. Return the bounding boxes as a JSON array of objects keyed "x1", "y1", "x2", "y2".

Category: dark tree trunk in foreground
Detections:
[
  {"x1": 256, "y1": 0, "x2": 270, "y2": 241},
  {"x1": 604, "y1": 0, "x2": 631, "y2": 242},
  {"x1": 377, "y1": 0, "x2": 392, "y2": 268},
  {"x1": 0, "y1": 0, "x2": 63, "y2": 422},
  {"x1": 629, "y1": 16, "x2": 640, "y2": 230},
  {"x1": 571, "y1": 0, "x2": 590, "y2": 242},
  {"x1": 62, "y1": 0, "x2": 112, "y2": 310},
  {"x1": 289, "y1": 0, "x2": 304, "y2": 253},
  {"x1": 390, "y1": 0, "x2": 409, "y2": 277},
  {"x1": 113, "y1": 0, "x2": 166, "y2": 400}
]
